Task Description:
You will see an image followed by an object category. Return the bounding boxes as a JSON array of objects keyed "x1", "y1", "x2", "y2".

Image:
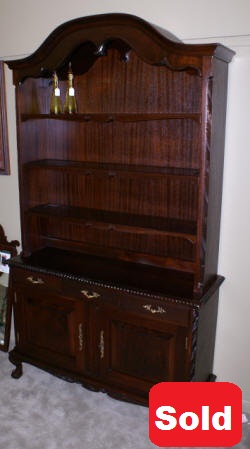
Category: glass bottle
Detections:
[
  {"x1": 64, "y1": 63, "x2": 77, "y2": 114},
  {"x1": 50, "y1": 71, "x2": 62, "y2": 114}
]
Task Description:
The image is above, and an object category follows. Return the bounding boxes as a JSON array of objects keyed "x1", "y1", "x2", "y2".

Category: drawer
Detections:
[
  {"x1": 12, "y1": 267, "x2": 62, "y2": 293},
  {"x1": 118, "y1": 291, "x2": 191, "y2": 327},
  {"x1": 12, "y1": 265, "x2": 191, "y2": 328},
  {"x1": 63, "y1": 279, "x2": 191, "y2": 326},
  {"x1": 62, "y1": 279, "x2": 118, "y2": 305}
]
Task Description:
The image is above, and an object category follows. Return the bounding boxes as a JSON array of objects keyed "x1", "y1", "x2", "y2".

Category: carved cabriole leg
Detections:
[{"x1": 9, "y1": 349, "x2": 23, "y2": 379}]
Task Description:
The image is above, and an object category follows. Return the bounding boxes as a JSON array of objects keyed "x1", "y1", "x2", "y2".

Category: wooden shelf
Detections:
[
  {"x1": 23, "y1": 159, "x2": 200, "y2": 177},
  {"x1": 26, "y1": 204, "x2": 197, "y2": 237},
  {"x1": 21, "y1": 112, "x2": 201, "y2": 123},
  {"x1": 26, "y1": 205, "x2": 197, "y2": 272}
]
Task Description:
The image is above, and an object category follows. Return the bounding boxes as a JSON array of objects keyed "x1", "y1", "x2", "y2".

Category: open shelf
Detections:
[
  {"x1": 26, "y1": 204, "x2": 197, "y2": 236},
  {"x1": 25, "y1": 204, "x2": 197, "y2": 270},
  {"x1": 21, "y1": 112, "x2": 201, "y2": 123},
  {"x1": 23, "y1": 159, "x2": 200, "y2": 177}
]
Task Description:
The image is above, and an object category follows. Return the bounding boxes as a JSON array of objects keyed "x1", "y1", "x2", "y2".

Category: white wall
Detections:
[{"x1": 1, "y1": 0, "x2": 250, "y2": 405}]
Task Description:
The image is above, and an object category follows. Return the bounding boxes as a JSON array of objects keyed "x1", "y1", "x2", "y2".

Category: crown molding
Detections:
[{"x1": 184, "y1": 34, "x2": 250, "y2": 55}]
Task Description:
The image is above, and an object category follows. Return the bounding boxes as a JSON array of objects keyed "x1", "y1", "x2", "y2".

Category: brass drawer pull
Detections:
[
  {"x1": 143, "y1": 304, "x2": 167, "y2": 314},
  {"x1": 26, "y1": 276, "x2": 45, "y2": 285},
  {"x1": 81, "y1": 290, "x2": 100, "y2": 300}
]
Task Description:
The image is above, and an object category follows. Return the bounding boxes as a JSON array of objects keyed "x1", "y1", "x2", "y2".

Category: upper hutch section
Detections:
[{"x1": 6, "y1": 14, "x2": 234, "y2": 299}]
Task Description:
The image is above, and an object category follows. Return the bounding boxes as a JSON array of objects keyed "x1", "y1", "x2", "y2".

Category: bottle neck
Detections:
[
  {"x1": 52, "y1": 72, "x2": 59, "y2": 89},
  {"x1": 68, "y1": 74, "x2": 73, "y2": 88}
]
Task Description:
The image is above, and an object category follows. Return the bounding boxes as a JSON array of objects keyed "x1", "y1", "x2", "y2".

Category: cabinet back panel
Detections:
[
  {"x1": 38, "y1": 216, "x2": 196, "y2": 262},
  {"x1": 25, "y1": 170, "x2": 198, "y2": 220},
  {"x1": 75, "y1": 50, "x2": 202, "y2": 113},
  {"x1": 20, "y1": 119, "x2": 200, "y2": 169}
]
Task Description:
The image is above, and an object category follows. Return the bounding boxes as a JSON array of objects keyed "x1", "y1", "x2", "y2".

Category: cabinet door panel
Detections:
[
  {"x1": 14, "y1": 286, "x2": 85, "y2": 373},
  {"x1": 111, "y1": 320, "x2": 175, "y2": 381},
  {"x1": 97, "y1": 305, "x2": 189, "y2": 397}
]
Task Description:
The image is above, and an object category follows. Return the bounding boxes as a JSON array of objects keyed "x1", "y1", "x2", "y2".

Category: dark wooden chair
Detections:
[{"x1": 0, "y1": 225, "x2": 19, "y2": 351}]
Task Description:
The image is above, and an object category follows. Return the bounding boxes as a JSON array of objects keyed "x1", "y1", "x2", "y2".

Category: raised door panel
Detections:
[
  {"x1": 94, "y1": 304, "x2": 189, "y2": 400},
  {"x1": 13, "y1": 285, "x2": 85, "y2": 373}
]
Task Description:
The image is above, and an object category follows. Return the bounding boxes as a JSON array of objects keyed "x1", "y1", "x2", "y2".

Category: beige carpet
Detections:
[{"x1": 0, "y1": 350, "x2": 249, "y2": 449}]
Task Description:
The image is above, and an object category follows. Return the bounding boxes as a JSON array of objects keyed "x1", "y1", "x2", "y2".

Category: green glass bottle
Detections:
[
  {"x1": 50, "y1": 71, "x2": 62, "y2": 114},
  {"x1": 64, "y1": 63, "x2": 77, "y2": 114}
]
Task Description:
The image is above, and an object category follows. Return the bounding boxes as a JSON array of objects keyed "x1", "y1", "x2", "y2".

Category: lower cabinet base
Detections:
[
  {"x1": 9, "y1": 347, "x2": 217, "y2": 407},
  {"x1": 9, "y1": 348, "x2": 153, "y2": 406},
  {"x1": 8, "y1": 254, "x2": 223, "y2": 407}
]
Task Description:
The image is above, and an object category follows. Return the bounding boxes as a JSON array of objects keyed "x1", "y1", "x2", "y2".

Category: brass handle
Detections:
[
  {"x1": 81, "y1": 289, "x2": 100, "y2": 300},
  {"x1": 99, "y1": 330, "x2": 104, "y2": 359},
  {"x1": 26, "y1": 276, "x2": 44, "y2": 285},
  {"x1": 78, "y1": 323, "x2": 83, "y2": 352},
  {"x1": 143, "y1": 304, "x2": 167, "y2": 314}
]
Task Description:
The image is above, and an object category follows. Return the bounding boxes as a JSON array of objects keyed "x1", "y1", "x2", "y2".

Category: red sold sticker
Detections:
[{"x1": 149, "y1": 382, "x2": 242, "y2": 447}]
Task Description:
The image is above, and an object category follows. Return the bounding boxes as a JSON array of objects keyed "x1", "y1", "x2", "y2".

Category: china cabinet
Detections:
[{"x1": 6, "y1": 13, "x2": 234, "y2": 405}]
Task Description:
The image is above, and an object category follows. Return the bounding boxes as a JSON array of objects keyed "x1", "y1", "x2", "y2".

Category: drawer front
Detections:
[
  {"x1": 64, "y1": 279, "x2": 190, "y2": 327},
  {"x1": 12, "y1": 267, "x2": 191, "y2": 327},
  {"x1": 12, "y1": 267, "x2": 62, "y2": 293},
  {"x1": 62, "y1": 279, "x2": 118, "y2": 305},
  {"x1": 118, "y1": 291, "x2": 191, "y2": 327}
]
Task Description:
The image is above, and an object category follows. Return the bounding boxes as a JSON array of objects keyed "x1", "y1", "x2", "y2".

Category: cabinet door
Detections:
[
  {"x1": 13, "y1": 285, "x2": 86, "y2": 373},
  {"x1": 91, "y1": 303, "x2": 189, "y2": 400}
]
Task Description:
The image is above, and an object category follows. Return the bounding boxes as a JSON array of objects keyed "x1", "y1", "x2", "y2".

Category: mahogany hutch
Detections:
[{"x1": 6, "y1": 14, "x2": 234, "y2": 405}]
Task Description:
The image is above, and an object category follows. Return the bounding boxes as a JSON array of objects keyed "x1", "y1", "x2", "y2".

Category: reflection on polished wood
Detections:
[{"x1": 0, "y1": 62, "x2": 10, "y2": 175}]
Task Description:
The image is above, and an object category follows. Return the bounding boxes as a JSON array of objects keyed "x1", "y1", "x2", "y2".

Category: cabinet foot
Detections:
[
  {"x1": 11, "y1": 363, "x2": 23, "y2": 379},
  {"x1": 9, "y1": 350, "x2": 23, "y2": 379},
  {"x1": 207, "y1": 373, "x2": 217, "y2": 382}
]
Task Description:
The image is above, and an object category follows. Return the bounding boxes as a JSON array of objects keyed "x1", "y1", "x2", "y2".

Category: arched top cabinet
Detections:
[{"x1": 6, "y1": 14, "x2": 234, "y2": 404}]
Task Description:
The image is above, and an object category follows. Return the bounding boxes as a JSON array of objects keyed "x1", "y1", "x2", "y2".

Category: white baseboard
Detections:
[{"x1": 243, "y1": 399, "x2": 250, "y2": 414}]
